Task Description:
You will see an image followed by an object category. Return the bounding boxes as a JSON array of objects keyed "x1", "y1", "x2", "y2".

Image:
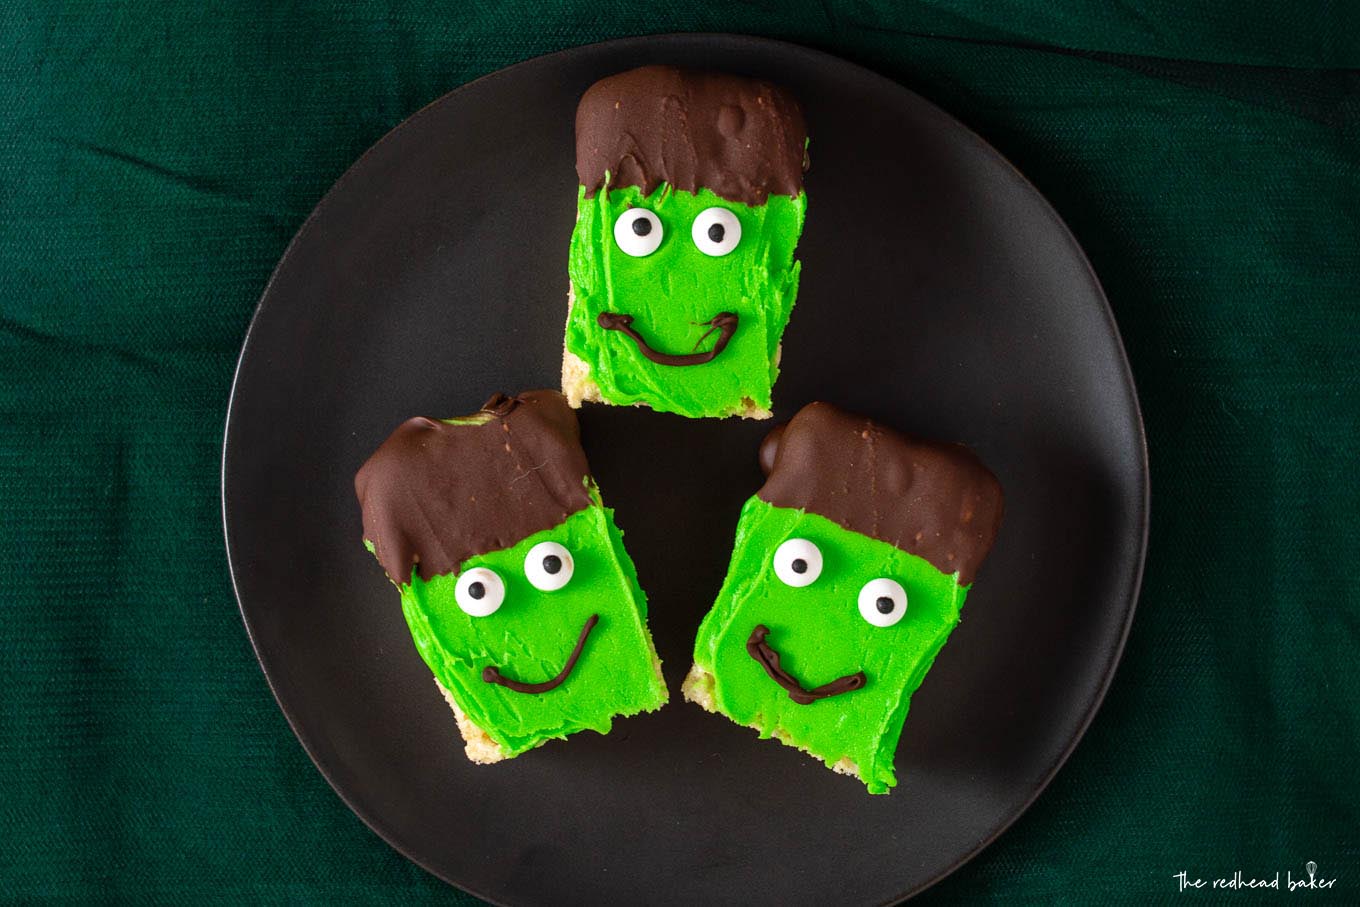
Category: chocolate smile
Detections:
[
  {"x1": 746, "y1": 624, "x2": 867, "y2": 705},
  {"x1": 597, "y1": 311, "x2": 738, "y2": 366},
  {"x1": 482, "y1": 614, "x2": 599, "y2": 694}
]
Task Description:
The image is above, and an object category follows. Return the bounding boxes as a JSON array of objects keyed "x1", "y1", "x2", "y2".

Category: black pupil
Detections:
[
  {"x1": 631, "y1": 216, "x2": 652, "y2": 236},
  {"x1": 790, "y1": 558, "x2": 808, "y2": 574},
  {"x1": 468, "y1": 581, "x2": 486, "y2": 600},
  {"x1": 542, "y1": 554, "x2": 562, "y2": 575},
  {"x1": 875, "y1": 595, "x2": 895, "y2": 614},
  {"x1": 707, "y1": 222, "x2": 725, "y2": 243}
]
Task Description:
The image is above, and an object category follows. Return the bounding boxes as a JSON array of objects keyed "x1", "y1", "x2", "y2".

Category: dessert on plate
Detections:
[
  {"x1": 355, "y1": 390, "x2": 666, "y2": 763},
  {"x1": 684, "y1": 402, "x2": 1004, "y2": 793},
  {"x1": 563, "y1": 65, "x2": 810, "y2": 420}
]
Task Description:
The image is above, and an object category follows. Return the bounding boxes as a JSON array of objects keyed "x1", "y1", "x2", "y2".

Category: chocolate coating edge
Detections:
[
  {"x1": 575, "y1": 65, "x2": 808, "y2": 206},
  {"x1": 355, "y1": 391, "x2": 593, "y2": 585},
  {"x1": 756, "y1": 402, "x2": 1004, "y2": 585}
]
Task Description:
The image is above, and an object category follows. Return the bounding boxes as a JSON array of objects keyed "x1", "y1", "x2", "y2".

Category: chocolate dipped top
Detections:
[
  {"x1": 757, "y1": 402, "x2": 1004, "y2": 585},
  {"x1": 355, "y1": 391, "x2": 594, "y2": 586}
]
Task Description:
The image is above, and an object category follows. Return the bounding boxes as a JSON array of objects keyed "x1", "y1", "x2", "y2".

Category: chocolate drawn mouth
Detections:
[
  {"x1": 482, "y1": 614, "x2": 598, "y2": 694},
  {"x1": 597, "y1": 311, "x2": 738, "y2": 366},
  {"x1": 746, "y1": 624, "x2": 867, "y2": 705}
]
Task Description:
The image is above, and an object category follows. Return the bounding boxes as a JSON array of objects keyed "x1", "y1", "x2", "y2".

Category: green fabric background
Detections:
[{"x1": 2, "y1": 1, "x2": 1357, "y2": 902}]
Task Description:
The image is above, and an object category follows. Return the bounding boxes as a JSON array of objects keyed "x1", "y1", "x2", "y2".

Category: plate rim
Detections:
[{"x1": 220, "y1": 31, "x2": 1151, "y2": 905}]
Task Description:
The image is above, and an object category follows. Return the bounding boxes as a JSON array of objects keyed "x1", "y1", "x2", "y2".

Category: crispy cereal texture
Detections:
[{"x1": 681, "y1": 663, "x2": 860, "y2": 780}]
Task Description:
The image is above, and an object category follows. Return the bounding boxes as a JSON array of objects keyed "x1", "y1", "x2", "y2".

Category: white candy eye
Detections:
[
  {"x1": 524, "y1": 541, "x2": 574, "y2": 592},
  {"x1": 773, "y1": 538, "x2": 822, "y2": 587},
  {"x1": 858, "y1": 578, "x2": 907, "y2": 627},
  {"x1": 691, "y1": 207, "x2": 742, "y2": 256},
  {"x1": 613, "y1": 208, "x2": 663, "y2": 257},
  {"x1": 455, "y1": 567, "x2": 505, "y2": 617}
]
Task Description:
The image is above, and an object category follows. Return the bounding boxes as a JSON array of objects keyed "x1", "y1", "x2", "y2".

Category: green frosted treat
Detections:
[
  {"x1": 685, "y1": 403, "x2": 1004, "y2": 793},
  {"x1": 355, "y1": 391, "x2": 665, "y2": 763},
  {"x1": 563, "y1": 66, "x2": 810, "y2": 420}
]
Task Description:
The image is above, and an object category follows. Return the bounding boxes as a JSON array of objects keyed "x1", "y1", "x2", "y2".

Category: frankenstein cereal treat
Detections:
[
  {"x1": 355, "y1": 391, "x2": 666, "y2": 763},
  {"x1": 684, "y1": 403, "x2": 1003, "y2": 793},
  {"x1": 563, "y1": 66, "x2": 809, "y2": 419}
]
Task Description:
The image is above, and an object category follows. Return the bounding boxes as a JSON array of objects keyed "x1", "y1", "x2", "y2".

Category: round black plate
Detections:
[{"x1": 223, "y1": 34, "x2": 1147, "y2": 905}]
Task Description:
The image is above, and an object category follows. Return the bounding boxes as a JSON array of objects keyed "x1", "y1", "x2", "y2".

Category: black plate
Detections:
[{"x1": 223, "y1": 34, "x2": 1148, "y2": 905}]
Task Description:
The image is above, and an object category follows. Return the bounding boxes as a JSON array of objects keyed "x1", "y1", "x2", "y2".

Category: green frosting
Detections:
[
  {"x1": 566, "y1": 184, "x2": 806, "y2": 418},
  {"x1": 691, "y1": 498, "x2": 968, "y2": 793},
  {"x1": 395, "y1": 500, "x2": 666, "y2": 757}
]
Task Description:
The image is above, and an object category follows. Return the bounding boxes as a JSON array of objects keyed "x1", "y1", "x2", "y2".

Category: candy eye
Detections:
[
  {"x1": 858, "y1": 578, "x2": 907, "y2": 627},
  {"x1": 691, "y1": 207, "x2": 742, "y2": 256},
  {"x1": 525, "y1": 541, "x2": 574, "y2": 592},
  {"x1": 455, "y1": 567, "x2": 505, "y2": 617},
  {"x1": 773, "y1": 538, "x2": 822, "y2": 587},
  {"x1": 613, "y1": 208, "x2": 663, "y2": 257}
]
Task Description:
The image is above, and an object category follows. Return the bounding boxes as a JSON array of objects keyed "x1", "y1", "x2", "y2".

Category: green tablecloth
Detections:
[{"x1": 3, "y1": 2, "x2": 1357, "y2": 902}]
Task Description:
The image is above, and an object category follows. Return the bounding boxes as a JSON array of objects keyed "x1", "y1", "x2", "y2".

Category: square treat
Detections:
[
  {"x1": 563, "y1": 66, "x2": 809, "y2": 420},
  {"x1": 355, "y1": 390, "x2": 666, "y2": 762},
  {"x1": 685, "y1": 403, "x2": 1004, "y2": 793}
]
